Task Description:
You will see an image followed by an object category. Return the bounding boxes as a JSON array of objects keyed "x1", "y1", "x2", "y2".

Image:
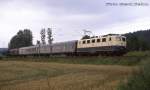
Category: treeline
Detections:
[
  {"x1": 125, "y1": 30, "x2": 150, "y2": 51},
  {"x1": 9, "y1": 29, "x2": 33, "y2": 49}
]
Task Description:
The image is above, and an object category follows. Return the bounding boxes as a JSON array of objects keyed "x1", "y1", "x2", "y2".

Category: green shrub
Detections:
[
  {"x1": 118, "y1": 58, "x2": 150, "y2": 90},
  {"x1": 0, "y1": 56, "x2": 2, "y2": 60},
  {"x1": 0, "y1": 54, "x2": 2, "y2": 60},
  {"x1": 125, "y1": 51, "x2": 150, "y2": 57}
]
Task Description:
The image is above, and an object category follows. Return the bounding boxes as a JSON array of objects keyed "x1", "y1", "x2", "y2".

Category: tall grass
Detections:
[
  {"x1": 0, "y1": 60, "x2": 133, "y2": 90},
  {"x1": 118, "y1": 57, "x2": 150, "y2": 90},
  {"x1": 2, "y1": 56, "x2": 145, "y2": 66}
]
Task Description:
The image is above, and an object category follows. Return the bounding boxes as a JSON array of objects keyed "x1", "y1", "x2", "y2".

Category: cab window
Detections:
[
  {"x1": 109, "y1": 37, "x2": 111, "y2": 41},
  {"x1": 122, "y1": 37, "x2": 126, "y2": 42}
]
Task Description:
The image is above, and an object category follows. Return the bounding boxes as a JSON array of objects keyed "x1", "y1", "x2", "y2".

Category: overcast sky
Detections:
[{"x1": 0, "y1": 0, "x2": 150, "y2": 47}]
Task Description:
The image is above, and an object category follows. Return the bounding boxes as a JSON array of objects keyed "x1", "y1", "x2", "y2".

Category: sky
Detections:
[{"x1": 0, "y1": 0, "x2": 150, "y2": 48}]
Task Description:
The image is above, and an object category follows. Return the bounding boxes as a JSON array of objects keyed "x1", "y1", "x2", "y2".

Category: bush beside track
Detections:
[
  {"x1": 125, "y1": 51, "x2": 150, "y2": 57},
  {"x1": 118, "y1": 57, "x2": 150, "y2": 90}
]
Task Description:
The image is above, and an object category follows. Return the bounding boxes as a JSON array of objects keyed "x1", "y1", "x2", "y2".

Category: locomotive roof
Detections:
[{"x1": 81, "y1": 34, "x2": 124, "y2": 40}]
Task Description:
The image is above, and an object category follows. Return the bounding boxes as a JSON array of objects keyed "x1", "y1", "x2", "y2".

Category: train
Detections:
[{"x1": 9, "y1": 34, "x2": 127, "y2": 56}]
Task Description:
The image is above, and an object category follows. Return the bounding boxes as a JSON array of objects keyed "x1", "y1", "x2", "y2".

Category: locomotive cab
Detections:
[
  {"x1": 107, "y1": 35, "x2": 127, "y2": 54},
  {"x1": 111, "y1": 36, "x2": 126, "y2": 46}
]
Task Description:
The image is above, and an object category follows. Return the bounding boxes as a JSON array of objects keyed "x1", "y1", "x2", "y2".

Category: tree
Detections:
[
  {"x1": 9, "y1": 29, "x2": 33, "y2": 49},
  {"x1": 36, "y1": 40, "x2": 41, "y2": 45},
  {"x1": 125, "y1": 29, "x2": 150, "y2": 51},
  {"x1": 23, "y1": 29, "x2": 33, "y2": 46},
  {"x1": 40, "y1": 28, "x2": 46, "y2": 45},
  {"x1": 47, "y1": 28, "x2": 53, "y2": 45}
]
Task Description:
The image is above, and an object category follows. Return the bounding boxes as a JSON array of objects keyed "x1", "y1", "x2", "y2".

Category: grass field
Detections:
[
  {"x1": 0, "y1": 60, "x2": 135, "y2": 90},
  {"x1": 1, "y1": 51, "x2": 150, "y2": 90}
]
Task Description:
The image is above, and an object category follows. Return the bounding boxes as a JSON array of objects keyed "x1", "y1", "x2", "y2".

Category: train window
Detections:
[
  {"x1": 92, "y1": 39, "x2": 95, "y2": 43},
  {"x1": 97, "y1": 39, "x2": 100, "y2": 42},
  {"x1": 122, "y1": 37, "x2": 126, "y2": 41},
  {"x1": 87, "y1": 40, "x2": 90, "y2": 44},
  {"x1": 83, "y1": 41, "x2": 86, "y2": 44},
  {"x1": 109, "y1": 37, "x2": 111, "y2": 41},
  {"x1": 102, "y1": 38, "x2": 106, "y2": 42}
]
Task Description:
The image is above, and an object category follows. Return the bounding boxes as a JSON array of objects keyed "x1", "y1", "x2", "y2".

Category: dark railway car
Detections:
[
  {"x1": 19, "y1": 46, "x2": 38, "y2": 55},
  {"x1": 52, "y1": 40, "x2": 77, "y2": 55},
  {"x1": 9, "y1": 49, "x2": 19, "y2": 56}
]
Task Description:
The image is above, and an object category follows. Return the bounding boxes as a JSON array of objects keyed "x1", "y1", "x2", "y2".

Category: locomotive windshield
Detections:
[{"x1": 116, "y1": 37, "x2": 121, "y2": 41}]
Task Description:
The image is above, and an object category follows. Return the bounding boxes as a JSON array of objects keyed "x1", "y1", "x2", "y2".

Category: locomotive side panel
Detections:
[{"x1": 77, "y1": 35, "x2": 126, "y2": 55}]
